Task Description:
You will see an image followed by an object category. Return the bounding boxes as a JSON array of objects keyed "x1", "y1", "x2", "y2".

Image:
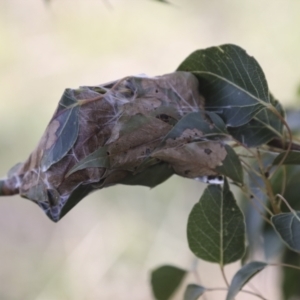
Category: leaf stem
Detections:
[
  {"x1": 267, "y1": 104, "x2": 293, "y2": 179},
  {"x1": 240, "y1": 161, "x2": 274, "y2": 218},
  {"x1": 280, "y1": 166, "x2": 287, "y2": 197},
  {"x1": 239, "y1": 186, "x2": 273, "y2": 224},
  {"x1": 204, "y1": 287, "x2": 268, "y2": 299},
  {"x1": 275, "y1": 194, "x2": 295, "y2": 213},
  {"x1": 256, "y1": 148, "x2": 280, "y2": 214},
  {"x1": 269, "y1": 262, "x2": 300, "y2": 272},
  {"x1": 220, "y1": 266, "x2": 229, "y2": 287}
]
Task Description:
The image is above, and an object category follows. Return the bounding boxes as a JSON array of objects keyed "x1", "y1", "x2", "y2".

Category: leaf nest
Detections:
[{"x1": 0, "y1": 71, "x2": 235, "y2": 221}]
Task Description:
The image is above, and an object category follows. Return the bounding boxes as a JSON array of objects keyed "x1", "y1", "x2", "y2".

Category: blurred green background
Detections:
[{"x1": 0, "y1": 0, "x2": 299, "y2": 299}]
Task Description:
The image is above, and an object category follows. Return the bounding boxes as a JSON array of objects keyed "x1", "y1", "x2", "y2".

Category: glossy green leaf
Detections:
[
  {"x1": 226, "y1": 261, "x2": 267, "y2": 300},
  {"x1": 215, "y1": 144, "x2": 243, "y2": 184},
  {"x1": 187, "y1": 179, "x2": 245, "y2": 265},
  {"x1": 184, "y1": 284, "x2": 206, "y2": 300},
  {"x1": 66, "y1": 147, "x2": 110, "y2": 176},
  {"x1": 228, "y1": 96, "x2": 284, "y2": 147},
  {"x1": 41, "y1": 106, "x2": 79, "y2": 171},
  {"x1": 177, "y1": 44, "x2": 270, "y2": 127},
  {"x1": 273, "y1": 151, "x2": 300, "y2": 165},
  {"x1": 151, "y1": 265, "x2": 186, "y2": 300},
  {"x1": 271, "y1": 212, "x2": 300, "y2": 253}
]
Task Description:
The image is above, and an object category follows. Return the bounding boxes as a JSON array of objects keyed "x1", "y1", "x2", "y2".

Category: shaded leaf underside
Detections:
[
  {"x1": 272, "y1": 212, "x2": 300, "y2": 253},
  {"x1": 226, "y1": 261, "x2": 267, "y2": 300}
]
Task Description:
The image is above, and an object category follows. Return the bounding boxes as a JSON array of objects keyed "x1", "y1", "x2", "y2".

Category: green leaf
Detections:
[
  {"x1": 160, "y1": 111, "x2": 227, "y2": 146},
  {"x1": 271, "y1": 165, "x2": 300, "y2": 211},
  {"x1": 120, "y1": 162, "x2": 173, "y2": 188},
  {"x1": 226, "y1": 261, "x2": 267, "y2": 300},
  {"x1": 58, "y1": 185, "x2": 93, "y2": 221},
  {"x1": 184, "y1": 284, "x2": 206, "y2": 300},
  {"x1": 151, "y1": 265, "x2": 186, "y2": 300},
  {"x1": 271, "y1": 212, "x2": 300, "y2": 253},
  {"x1": 177, "y1": 44, "x2": 270, "y2": 127},
  {"x1": 41, "y1": 105, "x2": 79, "y2": 171},
  {"x1": 187, "y1": 179, "x2": 245, "y2": 265},
  {"x1": 57, "y1": 88, "x2": 79, "y2": 112},
  {"x1": 282, "y1": 248, "x2": 300, "y2": 300},
  {"x1": 273, "y1": 151, "x2": 300, "y2": 165},
  {"x1": 228, "y1": 96, "x2": 284, "y2": 147},
  {"x1": 41, "y1": 89, "x2": 81, "y2": 171},
  {"x1": 66, "y1": 147, "x2": 110, "y2": 177},
  {"x1": 215, "y1": 144, "x2": 243, "y2": 184}
]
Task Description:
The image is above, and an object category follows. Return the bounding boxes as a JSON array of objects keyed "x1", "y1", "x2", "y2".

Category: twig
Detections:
[{"x1": 204, "y1": 287, "x2": 268, "y2": 300}]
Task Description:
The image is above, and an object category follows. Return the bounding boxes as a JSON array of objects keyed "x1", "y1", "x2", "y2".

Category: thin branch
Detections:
[
  {"x1": 269, "y1": 262, "x2": 300, "y2": 272},
  {"x1": 256, "y1": 148, "x2": 280, "y2": 214},
  {"x1": 267, "y1": 105, "x2": 293, "y2": 179},
  {"x1": 241, "y1": 161, "x2": 274, "y2": 218},
  {"x1": 275, "y1": 194, "x2": 295, "y2": 213},
  {"x1": 280, "y1": 166, "x2": 287, "y2": 202},
  {"x1": 205, "y1": 287, "x2": 268, "y2": 300}
]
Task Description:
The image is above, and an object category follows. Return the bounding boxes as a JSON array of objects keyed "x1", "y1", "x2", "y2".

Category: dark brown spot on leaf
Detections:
[{"x1": 204, "y1": 148, "x2": 212, "y2": 155}]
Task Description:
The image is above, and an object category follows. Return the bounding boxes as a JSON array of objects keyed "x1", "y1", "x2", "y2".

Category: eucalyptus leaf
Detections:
[
  {"x1": 151, "y1": 265, "x2": 186, "y2": 300},
  {"x1": 271, "y1": 212, "x2": 300, "y2": 253},
  {"x1": 273, "y1": 151, "x2": 300, "y2": 165},
  {"x1": 226, "y1": 261, "x2": 267, "y2": 300},
  {"x1": 177, "y1": 44, "x2": 270, "y2": 127},
  {"x1": 187, "y1": 178, "x2": 245, "y2": 265},
  {"x1": 215, "y1": 144, "x2": 243, "y2": 184},
  {"x1": 184, "y1": 284, "x2": 206, "y2": 300}
]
